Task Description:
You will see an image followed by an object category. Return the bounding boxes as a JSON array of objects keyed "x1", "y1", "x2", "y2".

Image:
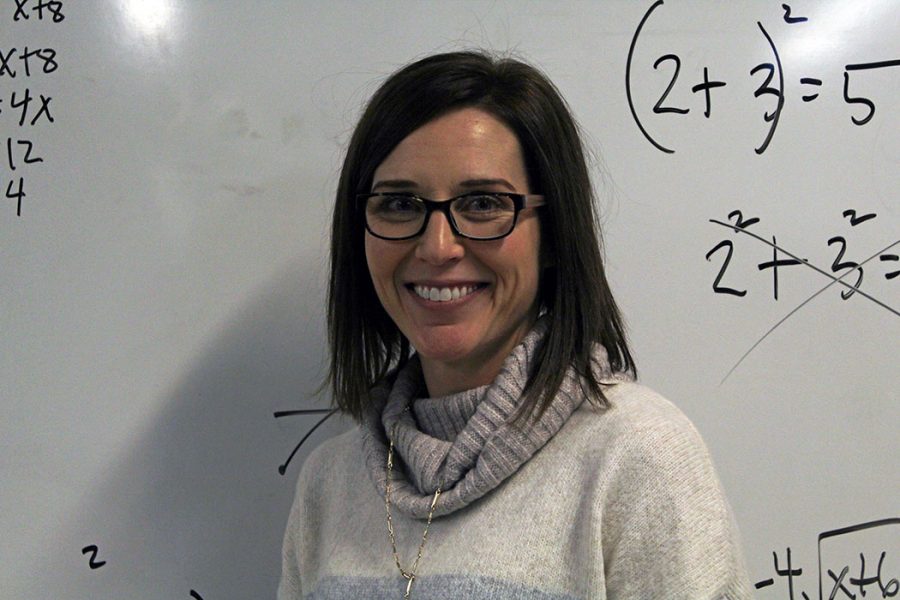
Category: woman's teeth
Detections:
[{"x1": 413, "y1": 284, "x2": 480, "y2": 302}]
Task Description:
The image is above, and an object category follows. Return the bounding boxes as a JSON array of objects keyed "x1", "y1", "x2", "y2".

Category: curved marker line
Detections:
[
  {"x1": 719, "y1": 239, "x2": 899, "y2": 384},
  {"x1": 710, "y1": 220, "x2": 898, "y2": 316},
  {"x1": 755, "y1": 22, "x2": 785, "y2": 155},
  {"x1": 274, "y1": 408, "x2": 334, "y2": 418},
  {"x1": 626, "y1": 0, "x2": 674, "y2": 154},
  {"x1": 278, "y1": 408, "x2": 340, "y2": 475}
]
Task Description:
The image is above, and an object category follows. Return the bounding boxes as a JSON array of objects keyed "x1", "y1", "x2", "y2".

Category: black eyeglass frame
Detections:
[{"x1": 357, "y1": 192, "x2": 546, "y2": 241}]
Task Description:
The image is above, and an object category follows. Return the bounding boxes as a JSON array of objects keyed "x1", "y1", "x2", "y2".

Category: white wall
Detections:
[{"x1": 2, "y1": 2, "x2": 897, "y2": 598}]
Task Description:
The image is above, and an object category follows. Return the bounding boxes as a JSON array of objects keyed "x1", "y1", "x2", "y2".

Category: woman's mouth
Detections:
[{"x1": 409, "y1": 283, "x2": 486, "y2": 302}]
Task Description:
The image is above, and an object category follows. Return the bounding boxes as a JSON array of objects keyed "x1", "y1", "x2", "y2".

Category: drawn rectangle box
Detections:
[{"x1": 817, "y1": 518, "x2": 899, "y2": 600}]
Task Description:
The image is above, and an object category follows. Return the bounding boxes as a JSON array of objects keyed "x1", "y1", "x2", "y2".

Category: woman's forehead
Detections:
[{"x1": 372, "y1": 108, "x2": 528, "y2": 192}]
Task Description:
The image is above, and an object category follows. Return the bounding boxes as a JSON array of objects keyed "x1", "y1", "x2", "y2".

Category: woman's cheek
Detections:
[{"x1": 365, "y1": 237, "x2": 404, "y2": 310}]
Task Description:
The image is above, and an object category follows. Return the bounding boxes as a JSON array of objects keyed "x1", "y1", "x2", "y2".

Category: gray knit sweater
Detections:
[{"x1": 279, "y1": 323, "x2": 753, "y2": 599}]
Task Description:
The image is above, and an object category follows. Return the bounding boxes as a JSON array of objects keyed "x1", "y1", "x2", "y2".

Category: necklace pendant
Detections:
[{"x1": 404, "y1": 574, "x2": 415, "y2": 599}]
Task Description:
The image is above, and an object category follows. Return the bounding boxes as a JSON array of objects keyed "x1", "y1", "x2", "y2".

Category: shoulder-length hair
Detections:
[{"x1": 327, "y1": 50, "x2": 635, "y2": 424}]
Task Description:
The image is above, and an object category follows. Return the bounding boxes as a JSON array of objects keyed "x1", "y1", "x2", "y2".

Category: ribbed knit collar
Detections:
[
  {"x1": 412, "y1": 386, "x2": 485, "y2": 441},
  {"x1": 361, "y1": 318, "x2": 621, "y2": 519}
]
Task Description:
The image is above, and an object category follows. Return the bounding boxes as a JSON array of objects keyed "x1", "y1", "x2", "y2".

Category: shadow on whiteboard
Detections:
[{"x1": 34, "y1": 260, "x2": 348, "y2": 599}]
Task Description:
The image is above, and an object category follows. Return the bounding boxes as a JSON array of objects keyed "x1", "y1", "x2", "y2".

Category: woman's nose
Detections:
[{"x1": 414, "y1": 211, "x2": 465, "y2": 264}]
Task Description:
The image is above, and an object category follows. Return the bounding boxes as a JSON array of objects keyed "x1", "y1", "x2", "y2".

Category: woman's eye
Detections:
[
  {"x1": 378, "y1": 196, "x2": 421, "y2": 213},
  {"x1": 458, "y1": 194, "x2": 505, "y2": 212}
]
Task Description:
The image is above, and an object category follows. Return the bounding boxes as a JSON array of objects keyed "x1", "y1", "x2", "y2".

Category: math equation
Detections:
[
  {"x1": 705, "y1": 207, "x2": 898, "y2": 383},
  {"x1": 755, "y1": 518, "x2": 898, "y2": 599},
  {"x1": 706, "y1": 209, "x2": 898, "y2": 305},
  {"x1": 1, "y1": 0, "x2": 63, "y2": 217},
  {"x1": 627, "y1": 1, "x2": 900, "y2": 154}
]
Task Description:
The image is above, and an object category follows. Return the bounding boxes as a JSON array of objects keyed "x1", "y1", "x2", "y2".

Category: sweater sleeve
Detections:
[
  {"x1": 277, "y1": 470, "x2": 305, "y2": 600},
  {"x1": 598, "y1": 394, "x2": 754, "y2": 600}
]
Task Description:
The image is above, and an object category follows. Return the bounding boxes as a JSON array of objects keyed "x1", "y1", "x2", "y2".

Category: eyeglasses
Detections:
[{"x1": 358, "y1": 192, "x2": 545, "y2": 241}]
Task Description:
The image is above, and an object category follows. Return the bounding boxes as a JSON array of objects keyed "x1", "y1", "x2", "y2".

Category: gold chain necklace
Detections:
[{"x1": 385, "y1": 425, "x2": 442, "y2": 599}]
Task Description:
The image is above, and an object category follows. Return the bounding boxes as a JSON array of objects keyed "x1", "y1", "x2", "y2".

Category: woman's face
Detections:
[{"x1": 364, "y1": 107, "x2": 542, "y2": 387}]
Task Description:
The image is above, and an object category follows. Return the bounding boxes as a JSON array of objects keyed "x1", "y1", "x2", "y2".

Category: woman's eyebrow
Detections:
[
  {"x1": 371, "y1": 179, "x2": 418, "y2": 191},
  {"x1": 371, "y1": 178, "x2": 517, "y2": 192},
  {"x1": 458, "y1": 178, "x2": 516, "y2": 191}
]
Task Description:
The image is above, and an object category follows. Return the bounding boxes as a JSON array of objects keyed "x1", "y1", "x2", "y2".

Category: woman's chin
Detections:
[{"x1": 409, "y1": 326, "x2": 479, "y2": 364}]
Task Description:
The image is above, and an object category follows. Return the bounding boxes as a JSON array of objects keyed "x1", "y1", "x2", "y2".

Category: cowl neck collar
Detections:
[{"x1": 361, "y1": 318, "x2": 617, "y2": 519}]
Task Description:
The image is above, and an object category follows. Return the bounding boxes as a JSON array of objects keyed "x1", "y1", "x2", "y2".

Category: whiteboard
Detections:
[{"x1": 2, "y1": 2, "x2": 897, "y2": 598}]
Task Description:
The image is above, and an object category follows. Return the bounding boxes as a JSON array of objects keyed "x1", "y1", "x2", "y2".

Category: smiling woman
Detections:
[
  {"x1": 364, "y1": 108, "x2": 543, "y2": 397},
  {"x1": 279, "y1": 51, "x2": 754, "y2": 600}
]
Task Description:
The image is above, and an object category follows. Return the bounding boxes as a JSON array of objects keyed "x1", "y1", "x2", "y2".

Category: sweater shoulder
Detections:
[
  {"x1": 574, "y1": 381, "x2": 706, "y2": 453},
  {"x1": 560, "y1": 381, "x2": 727, "y2": 519},
  {"x1": 565, "y1": 383, "x2": 754, "y2": 599},
  {"x1": 292, "y1": 426, "x2": 361, "y2": 497},
  {"x1": 547, "y1": 380, "x2": 722, "y2": 508}
]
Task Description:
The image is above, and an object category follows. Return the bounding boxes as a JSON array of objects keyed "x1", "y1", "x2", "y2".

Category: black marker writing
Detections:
[
  {"x1": 800, "y1": 77, "x2": 822, "y2": 102},
  {"x1": 707, "y1": 212, "x2": 898, "y2": 314},
  {"x1": 9, "y1": 88, "x2": 54, "y2": 126},
  {"x1": 0, "y1": 46, "x2": 58, "y2": 77},
  {"x1": 755, "y1": 548, "x2": 812, "y2": 598},
  {"x1": 843, "y1": 210, "x2": 877, "y2": 227},
  {"x1": 753, "y1": 22, "x2": 784, "y2": 154},
  {"x1": 817, "y1": 518, "x2": 900, "y2": 600},
  {"x1": 706, "y1": 209, "x2": 898, "y2": 383},
  {"x1": 881, "y1": 254, "x2": 899, "y2": 280},
  {"x1": 691, "y1": 66, "x2": 727, "y2": 118},
  {"x1": 628, "y1": 2, "x2": 900, "y2": 153},
  {"x1": 81, "y1": 544, "x2": 106, "y2": 569},
  {"x1": 754, "y1": 518, "x2": 899, "y2": 599},
  {"x1": 13, "y1": 0, "x2": 65, "y2": 23},
  {"x1": 6, "y1": 137, "x2": 43, "y2": 170},
  {"x1": 782, "y1": 4, "x2": 808, "y2": 25},
  {"x1": 757, "y1": 236, "x2": 803, "y2": 301},
  {"x1": 718, "y1": 240, "x2": 896, "y2": 384},
  {"x1": 274, "y1": 408, "x2": 338, "y2": 475},
  {"x1": 626, "y1": 0, "x2": 672, "y2": 153},
  {"x1": 843, "y1": 60, "x2": 900, "y2": 126},
  {"x1": 4, "y1": 0, "x2": 63, "y2": 216},
  {"x1": 82, "y1": 541, "x2": 208, "y2": 598},
  {"x1": 652, "y1": 54, "x2": 689, "y2": 115}
]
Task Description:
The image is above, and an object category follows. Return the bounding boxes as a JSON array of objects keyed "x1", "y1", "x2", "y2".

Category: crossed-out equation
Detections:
[
  {"x1": 705, "y1": 208, "x2": 898, "y2": 383},
  {"x1": 706, "y1": 209, "x2": 898, "y2": 303}
]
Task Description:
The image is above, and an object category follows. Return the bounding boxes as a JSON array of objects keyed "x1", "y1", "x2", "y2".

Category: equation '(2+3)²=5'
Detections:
[{"x1": 626, "y1": 0, "x2": 900, "y2": 154}]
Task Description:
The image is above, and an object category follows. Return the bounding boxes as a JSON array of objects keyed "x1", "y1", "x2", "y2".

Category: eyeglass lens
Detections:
[{"x1": 365, "y1": 194, "x2": 517, "y2": 239}]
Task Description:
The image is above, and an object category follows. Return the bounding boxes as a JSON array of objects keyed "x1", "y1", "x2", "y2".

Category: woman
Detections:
[{"x1": 279, "y1": 51, "x2": 753, "y2": 599}]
